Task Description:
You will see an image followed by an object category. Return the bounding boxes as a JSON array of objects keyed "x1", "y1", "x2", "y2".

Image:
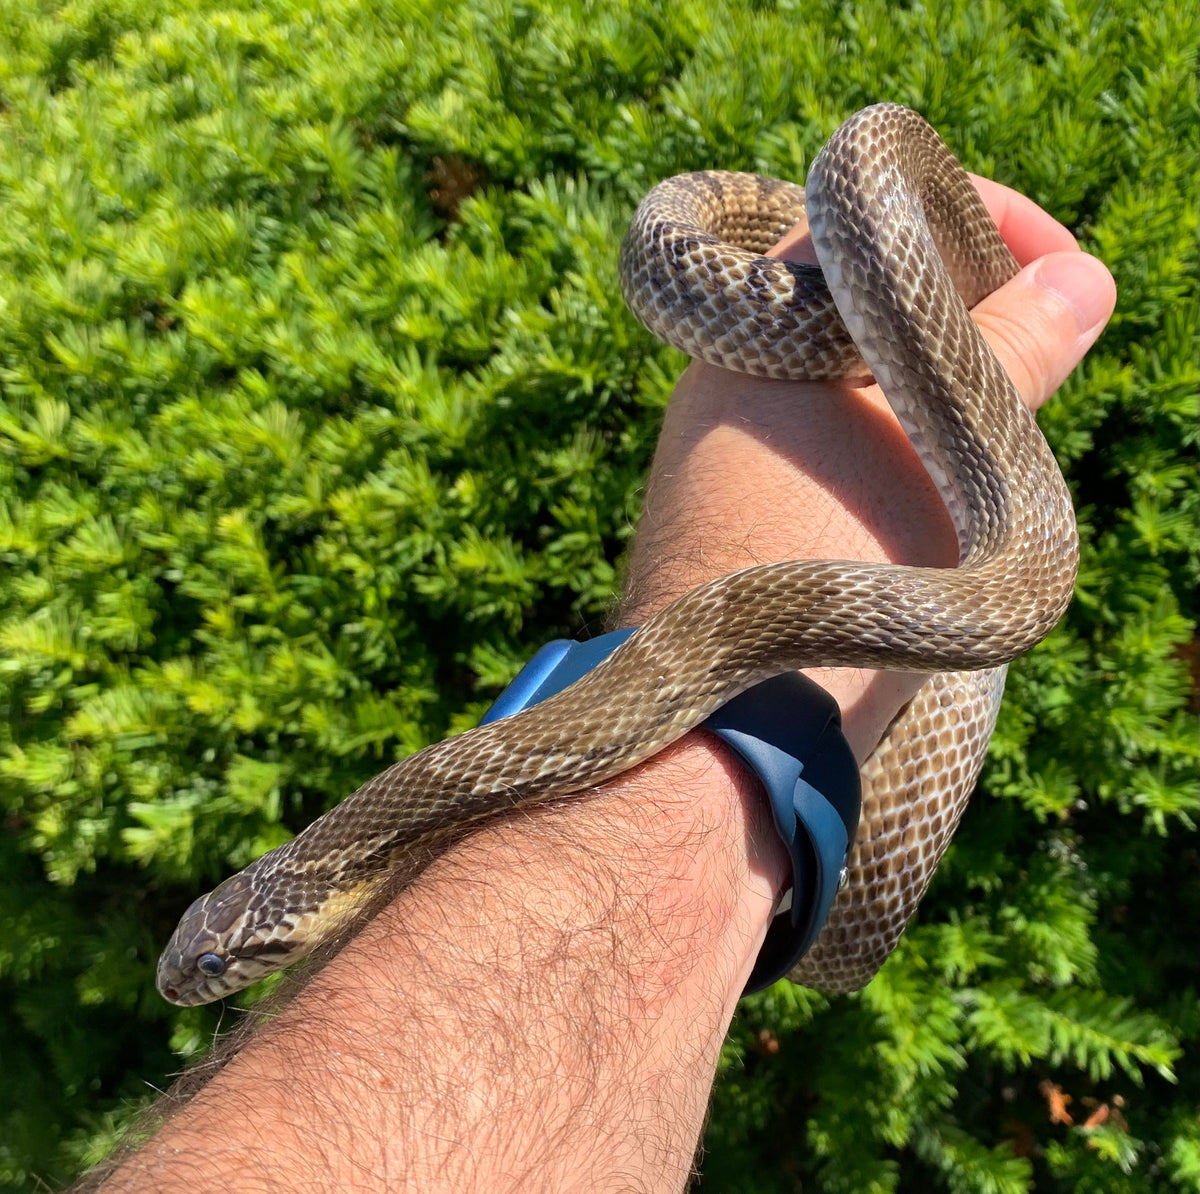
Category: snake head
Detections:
[{"x1": 156, "y1": 869, "x2": 297, "y2": 1006}]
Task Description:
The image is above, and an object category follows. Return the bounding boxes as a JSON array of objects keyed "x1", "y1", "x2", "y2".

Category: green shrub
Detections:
[{"x1": 0, "y1": 0, "x2": 1195, "y2": 1189}]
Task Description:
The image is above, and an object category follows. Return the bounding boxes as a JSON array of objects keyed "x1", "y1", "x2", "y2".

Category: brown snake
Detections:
[{"x1": 157, "y1": 105, "x2": 1078, "y2": 1006}]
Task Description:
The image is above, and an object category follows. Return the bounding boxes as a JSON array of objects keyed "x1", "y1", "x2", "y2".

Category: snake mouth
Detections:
[
  {"x1": 157, "y1": 938, "x2": 303, "y2": 1005},
  {"x1": 159, "y1": 981, "x2": 201, "y2": 1007},
  {"x1": 156, "y1": 967, "x2": 221, "y2": 1007}
]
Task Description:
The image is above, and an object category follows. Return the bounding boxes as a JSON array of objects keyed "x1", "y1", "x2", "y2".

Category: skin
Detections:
[{"x1": 88, "y1": 179, "x2": 1114, "y2": 1194}]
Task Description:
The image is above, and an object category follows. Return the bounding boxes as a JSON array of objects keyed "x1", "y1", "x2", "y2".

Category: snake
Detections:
[{"x1": 157, "y1": 104, "x2": 1078, "y2": 1007}]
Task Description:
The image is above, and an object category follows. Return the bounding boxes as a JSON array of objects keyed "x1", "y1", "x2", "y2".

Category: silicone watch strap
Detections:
[{"x1": 480, "y1": 627, "x2": 862, "y2": 994}]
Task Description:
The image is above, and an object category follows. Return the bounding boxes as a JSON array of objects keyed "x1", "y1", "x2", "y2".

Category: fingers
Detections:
[
  {"x1": 971, "y1": 251, "x2": 1116, "y2": 412},
  {"x1": 969, "y1": 175, "x2": 1080, "y2": 263},
  {"x1": 969, "y1": 175, "x2": 1116, "y2": 410},
  {"x1": 769, "y1": 176, "x2": 1116, "y2": 413}
]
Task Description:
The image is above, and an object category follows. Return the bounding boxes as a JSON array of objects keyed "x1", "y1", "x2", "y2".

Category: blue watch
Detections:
[{"x1": 481, "y1": 627, "x2": 861, "y2": 994}]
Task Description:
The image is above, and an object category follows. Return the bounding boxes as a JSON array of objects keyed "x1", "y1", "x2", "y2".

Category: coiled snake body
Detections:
[{"x1": 157, "y1": 105, "x2": 1077, "y2": 1007}]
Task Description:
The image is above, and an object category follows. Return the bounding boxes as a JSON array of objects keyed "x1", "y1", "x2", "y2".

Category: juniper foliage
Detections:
[{"x1": 0, "y1": 0, "x2": 1195, "y2": 1190}]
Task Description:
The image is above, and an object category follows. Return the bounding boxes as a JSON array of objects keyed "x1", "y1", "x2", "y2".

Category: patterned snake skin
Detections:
[{"x1": 157, "y1": 105, "x2": 1078, "y2": 1006}]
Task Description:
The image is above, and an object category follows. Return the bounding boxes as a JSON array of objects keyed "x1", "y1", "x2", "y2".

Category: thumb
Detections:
[{"x1": 972, "y1": 251, "x2": 1116, "y2": 412}]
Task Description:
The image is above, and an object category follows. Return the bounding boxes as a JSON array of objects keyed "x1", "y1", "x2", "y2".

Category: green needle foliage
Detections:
[{"x1": 0, "y1": 0, "x2": 1195, "y2": 1189}]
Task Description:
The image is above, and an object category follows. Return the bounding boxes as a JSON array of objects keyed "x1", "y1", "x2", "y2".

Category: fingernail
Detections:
[{"x1": 1033, "y1": 253, "x2": 1115, "y2": 339}]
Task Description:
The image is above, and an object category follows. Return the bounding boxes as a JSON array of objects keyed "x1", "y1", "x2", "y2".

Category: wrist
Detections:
[
  {"x1": 483, "y1": 629, "x2": 860, "y2": 992},
  {"x1": 618, "y1": 359, "x2": 959, "y2": 758}
]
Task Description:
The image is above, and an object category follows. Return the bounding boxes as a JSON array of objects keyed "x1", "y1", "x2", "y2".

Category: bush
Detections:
[{"x1": 0, "y1": 0, "x2": 1195, "y2": 1189}]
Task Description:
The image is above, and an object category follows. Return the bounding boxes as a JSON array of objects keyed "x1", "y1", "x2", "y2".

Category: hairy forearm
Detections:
[
  {"x1": 105, "y1": 748, "x2": 785, "y2": 1193},
  {"x1": 100, "y1": 362, "x2": 935, "y2": 1194}
]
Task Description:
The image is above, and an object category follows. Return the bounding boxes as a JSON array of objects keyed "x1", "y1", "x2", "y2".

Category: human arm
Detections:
[{"x1": 93, "y1": 182, "x2": 1114, "y2": 1194}]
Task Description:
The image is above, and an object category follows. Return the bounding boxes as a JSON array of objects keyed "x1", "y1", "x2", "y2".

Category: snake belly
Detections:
[{"x1": 157, "y1": 104, "x2": 1077, "y2": 1007}]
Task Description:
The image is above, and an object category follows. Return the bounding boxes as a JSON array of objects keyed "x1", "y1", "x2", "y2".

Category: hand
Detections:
[{"x1": 620, "y1": 177, "x2": 1114, "y2": 758}]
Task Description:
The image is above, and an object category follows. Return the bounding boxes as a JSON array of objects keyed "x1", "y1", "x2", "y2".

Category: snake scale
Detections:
[{"x1": 157, "y1": 105, "x2": 1078, "y2": 1006}]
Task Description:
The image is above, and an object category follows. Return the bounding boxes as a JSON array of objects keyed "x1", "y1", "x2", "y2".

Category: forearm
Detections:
[
  {"x1": 114, "y1": 750, "x2": 781, "y2": 1193},
  {"x1": 103, "y1": 361, "x2": 944, "y2": 1193},
  {"x1": 100, "y1": 371, "x2": 861, "y2": 1194}
]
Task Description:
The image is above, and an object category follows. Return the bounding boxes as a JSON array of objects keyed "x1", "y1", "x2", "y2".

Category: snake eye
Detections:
[{"x1": 197, "y1": 953, "x2": 227, "y2": 977}]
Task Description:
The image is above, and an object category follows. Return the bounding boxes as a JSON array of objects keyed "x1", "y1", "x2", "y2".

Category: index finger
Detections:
[
  {"x1": 968, "y1": 175, "x2": 1080, "y2": 264},
  {"x1": 771, "y1": 175, "x2": 1079, "y2": 269}
]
